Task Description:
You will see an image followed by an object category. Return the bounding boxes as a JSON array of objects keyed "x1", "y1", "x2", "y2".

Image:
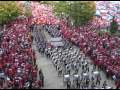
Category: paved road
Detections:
[
  {"x1": 32, "y1": 31, "x2": 65, "y2": 89},
  {"x1": 32, "y1": 29, "x2": 116, "y2": 89}
]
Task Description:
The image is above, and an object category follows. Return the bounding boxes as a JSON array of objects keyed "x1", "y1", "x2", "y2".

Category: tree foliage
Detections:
[
  {"x1": 110, "y1": 16, "x2": 119, "y2": 35},
  {"x1": 53, "y1": 1, "x2": 96, "y2": 27},
  {"x1": 71, "y1": 1, "x2": 96, "y2": 26},
  {"x1": 0, "y1": 1, "x2": 21, "y2": 25},
  {"x1": 40, "y1": 1, "x2": 55, "y2": 5},
  {"x1": 53, "y1": 1, "x2": 70, "y2": 18}
]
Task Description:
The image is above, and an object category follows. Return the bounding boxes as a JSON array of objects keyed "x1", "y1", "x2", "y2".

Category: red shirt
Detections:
[
  {"x1": 8, "y1": 69, "x2": 13, "y2": 76},
  {"x1": 37, "y1": 80, "x2": 42, "y2": 88},
  {"x1": 32, "y1": 69, "x2": 37, "y2": 77},
  {"x1": 0, "y1": 63, "x2": 2, "y2": 69}
]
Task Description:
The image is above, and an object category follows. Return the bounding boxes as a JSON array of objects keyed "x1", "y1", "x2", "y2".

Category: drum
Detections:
[
  {"x1": 64, "y1": 74, "x2": 70, "y2": 82},
  {"x1": 82, "y1": 73, "x2": 89, "y2": 80},
  {"x1": 93, "y1": 71, "x2": 100, "y2": 77},
  {"x1": 73, "y1": 74, "x2": 79, "y2": 82},
  {"x1": 63, "y1": 74, "x2": 70, "y2": 86},
  {"x1": 106, "y1": 86, "x2": 112, "y2": 89}
]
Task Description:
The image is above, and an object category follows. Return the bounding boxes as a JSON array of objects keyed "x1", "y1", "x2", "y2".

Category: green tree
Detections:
[
  {"x1": 0, "y1": 1, "x2": 21, "y2": 25},
  {"x1": 53, "y1": 1, "x2": 70, "y2": 18},
  {"x1": 110, "y1": 16, "x2": 118, "y2": 35},
  {"x1": 40, "y1": 1, "x2": 54, "y2": 5},
  {"x1": 53, "y1": 1, "x2": 96, "y2": 27}
]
